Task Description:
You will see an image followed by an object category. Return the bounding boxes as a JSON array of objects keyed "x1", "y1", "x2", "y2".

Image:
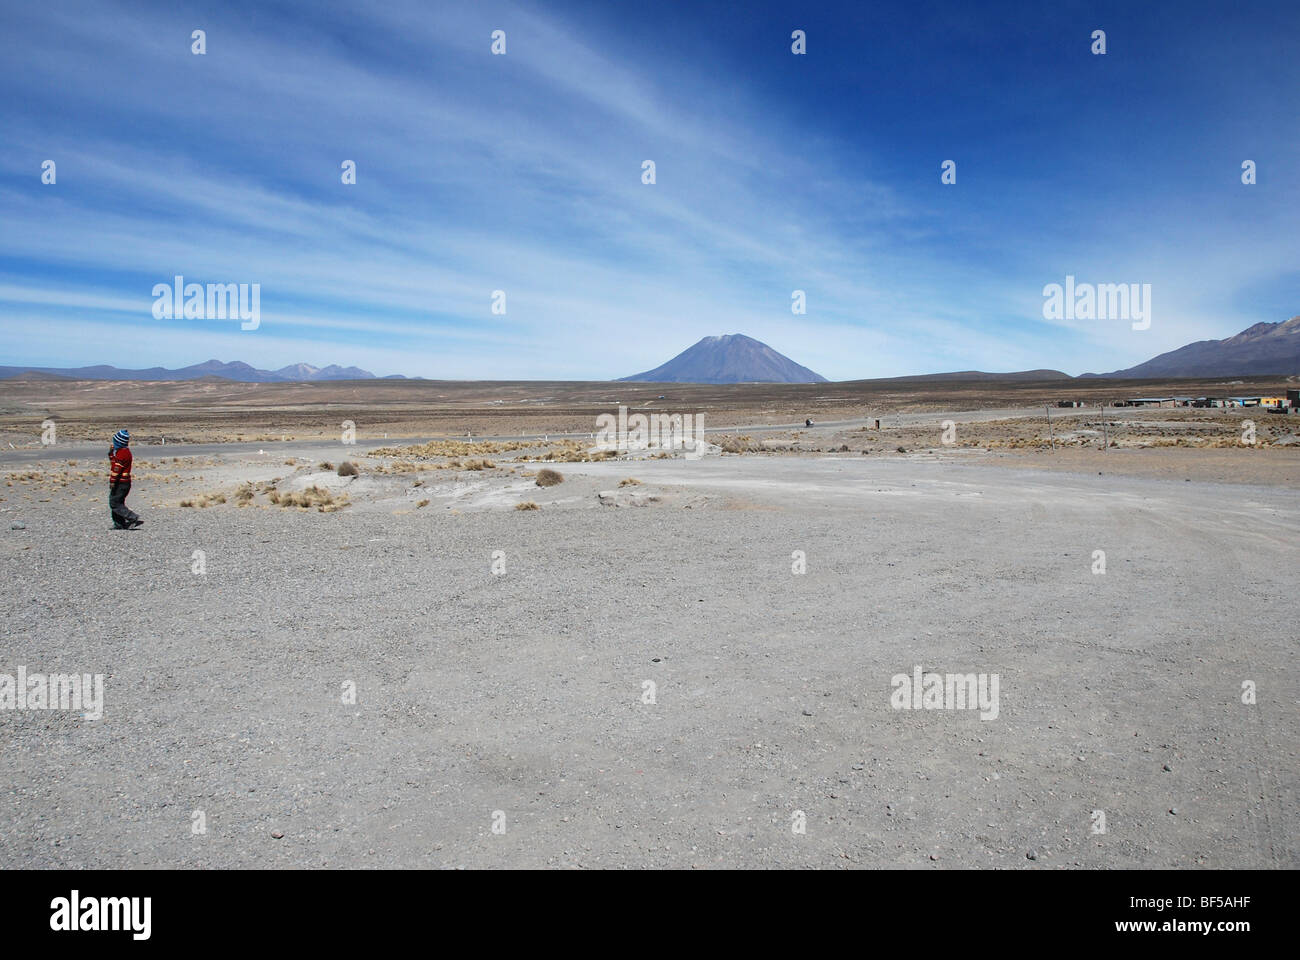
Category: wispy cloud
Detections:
[{"x1": 1, "y1": 0, "x2": 1295, "y2": 378}]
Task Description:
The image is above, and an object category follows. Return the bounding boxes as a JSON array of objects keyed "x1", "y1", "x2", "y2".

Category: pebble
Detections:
[
  {"x1": 270, "y1": 829, "x2": 284, "y2": 839},
  {"x1": 10, "y1": 521, "x2": 24, "y2": 530}
]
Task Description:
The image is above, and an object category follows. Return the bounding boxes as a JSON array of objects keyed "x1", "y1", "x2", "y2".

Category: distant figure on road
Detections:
[
  {"x1": 108, "y1": 429, "x2": 142, "y2": 530},
  {"x1": 805, "y1": 419, "x2": 813, "y2": 428}
]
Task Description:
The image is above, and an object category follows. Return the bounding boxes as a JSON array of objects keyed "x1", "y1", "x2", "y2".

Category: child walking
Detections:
[{"x1": 109, "y1": 429, "x2": 142, "y2": 529}]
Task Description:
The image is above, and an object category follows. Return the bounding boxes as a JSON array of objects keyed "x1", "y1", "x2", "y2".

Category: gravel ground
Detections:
[{"x1": 1, "y1": 455, "x2": 1296, "y2": 868}]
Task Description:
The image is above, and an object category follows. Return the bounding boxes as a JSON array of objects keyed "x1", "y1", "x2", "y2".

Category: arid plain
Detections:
[{"x1": 1, "y1": 374, "x2": 1296, "y2": 868}]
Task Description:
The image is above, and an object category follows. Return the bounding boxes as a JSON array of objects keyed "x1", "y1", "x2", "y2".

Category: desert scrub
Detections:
[
  {"x1": 416, "y1": 499, "x2": 430, "y2": 508},
  {"x1": 535, "y1": 468, "x2": 563, "y2": 487},
  {"x1": 370, "y1": 439, "x2": 530, "y2": 459},
  {"x1": 270, "y1": 485, "x2": 348, "y2": 511},
  {"x1": 514, "y1": 501, "x2": 540, "y2": 511},
  {"x1": 716, "y1": 435, "x2": 759, "y2": 454},
  {"x1": 619, "y1": 477, "x2": 642, "y2": 487},
  {"x1": 337, "y1": 461, "x2": 360, "y2": 476},
  {"x1": 180, "y1": 492, "x2": 227, "y2": 508},
  {"x1": 372, "y1": 460, "x2": 420, "y2": 474},
  {"x1": 318, "y1": 462, "x2": 334, "y2": 471}
]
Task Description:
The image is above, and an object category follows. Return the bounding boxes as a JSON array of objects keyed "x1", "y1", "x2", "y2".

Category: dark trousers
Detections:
[{"x1": 110, "y1": 482, "x2": 139, "y2": 528}]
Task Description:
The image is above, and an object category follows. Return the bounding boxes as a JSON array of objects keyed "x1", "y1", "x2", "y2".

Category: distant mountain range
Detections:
[
  {"x1": 1083, "y1": 316, "x2": 1300, "y2": 378},
  {"x1": 2, "y1": 318, "x2": 1295, "y2": 384},
  {"x1": 0, "y1": 359, "x2": 397, "y2": 382},
  {"x1": 621, "y1": 334, "x2": 827, "y2": 383}
]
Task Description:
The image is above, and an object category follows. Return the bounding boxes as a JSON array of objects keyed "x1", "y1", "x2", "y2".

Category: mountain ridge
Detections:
[
  {"x1": 0, "y1": 359, "x2": 390, "y2": 383},
  {"x1": 1082, "y1": 316, "x2": 1300, "y2": 378}
]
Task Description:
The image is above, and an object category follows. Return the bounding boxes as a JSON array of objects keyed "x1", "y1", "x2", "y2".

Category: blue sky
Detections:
[{"x1": 1, "y1": 0, "x2": 1296, "y2": 380}]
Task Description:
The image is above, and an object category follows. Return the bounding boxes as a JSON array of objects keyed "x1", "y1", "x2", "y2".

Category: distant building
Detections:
[{"x1": 1125, "y1": 397, "x2": 1175, "y2": 407}]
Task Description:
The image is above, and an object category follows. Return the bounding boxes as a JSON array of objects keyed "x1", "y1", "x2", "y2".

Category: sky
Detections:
[{"x1": 1, "y1": 0, "x2": 1296, "y2": 380}]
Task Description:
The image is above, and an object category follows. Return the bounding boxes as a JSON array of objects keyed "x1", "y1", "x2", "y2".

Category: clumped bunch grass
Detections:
[
  {"x1": 534, "y1": 468, "x2": 563, "y2": 487},
  {"x1": 371, "y1": 460, "x2": 421, "y2": 474},
  {"x1": 337, "y1": 461, "x2": 360, "y2": 476},
  {"x1": 318, "y1": 462, "x2": 334, "y2": 471},
  {"x1": 268, "y1": 485, "x2": 349, "y2": 512},
  {"x1": 180, "y1": 492, "x2": 227, "y2": 508},
  {"x1": 716, "y1": 435, "x2": 759, "y2": 454},
  {"x1": 514, "y1": 501, "x2": 540, "y2": 511},
  {"x1": 533, "y1": 440, "x2": 616, "y2": 463},
  {"x1": 371, "y1": 439, "x2": 530, "y2": 459},
  {"x1": 619, "y1": 477, "x2": 642, "y2": 487}
]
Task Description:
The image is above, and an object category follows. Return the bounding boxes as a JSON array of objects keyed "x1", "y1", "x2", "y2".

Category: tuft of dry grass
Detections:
[
  {"x1": 337, "y1": 461, "x2": 360, "y2": 476},
  {"x1": 372, "y1": 460, "x2": 420, "y2": 474},
  {"x1": 371, "y1": 439, "x2": 529, "y2": 459},
  {"x1": 416, "y1": 499, "x2": 430, "y2": 508},
  {"x1": 716, "y1": 435, "x2": 759, "y2": 454},
  {"x1": 318, "y1": 462, "x2": 334, "y2": 471},
  {"x1": 514, "y1": 501, "x2": 540, "y2": 511},
  {"x1": 619, "y1": 477, "x2": 642, "y2": 487},
  {"x1": 269, "y1": 485, "x2": 348, "y2": 511},
  {"x1": 180, "y1": 492, "x2": 227, "y2": 508},
  {"x1": 535, "y1": 468, "x2": 563, "y2": 487}
]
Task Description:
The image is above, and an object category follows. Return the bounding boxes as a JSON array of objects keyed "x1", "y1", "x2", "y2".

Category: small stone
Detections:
[
  {"x1": 271, "y1": 829, "x2": 284, "y2": 839},
  {"x1": 802, "y1": 709, "x2": 813, "y2": 717},
  {"x1": 1168, "y1": 808, "x2": 1178, "y2": 816},
  {"x1": 1162, "y1": 764, "x2": 1172, "y2": 772},
  {"x1": 10, "y1": 522, "x2": 24, "y2": 530},
  {"x1": 1026, "y1": 850, "x2": 1038, "y2": 860}
]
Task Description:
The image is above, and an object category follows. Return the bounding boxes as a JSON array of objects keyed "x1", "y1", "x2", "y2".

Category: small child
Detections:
[{"x1": 109, "y1": 429, "x2": 142, "y2": 530}]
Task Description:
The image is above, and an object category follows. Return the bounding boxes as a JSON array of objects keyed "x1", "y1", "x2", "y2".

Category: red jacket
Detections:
[{"x1": 109, "y1": 446, "x2": 132, "y2": 484}]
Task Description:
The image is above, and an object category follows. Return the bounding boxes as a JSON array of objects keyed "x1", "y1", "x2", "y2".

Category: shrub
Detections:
[
  {"x1": 338, "y1": 461, "x2": 359, "y2": 476},
  {"x1": 515, "y1": 501, "x2": 540, "y2": 511},
  {"x1": 535, "y1": 468, "x2": 563, "y2": 487},
  {"x1": 619, "y1": 477, "x2": 642, "y2": 487}
]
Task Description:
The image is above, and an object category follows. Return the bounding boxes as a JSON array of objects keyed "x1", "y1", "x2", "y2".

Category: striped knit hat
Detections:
[{"x1": 112, "y1": 429, "x2": 130, "y2": 449}]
